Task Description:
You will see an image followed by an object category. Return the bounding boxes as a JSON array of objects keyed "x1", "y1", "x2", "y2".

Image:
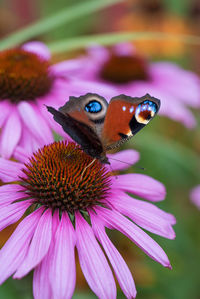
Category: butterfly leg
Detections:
[{"x1": 80, "y1": 158, "x2": 96, "y2": 180}]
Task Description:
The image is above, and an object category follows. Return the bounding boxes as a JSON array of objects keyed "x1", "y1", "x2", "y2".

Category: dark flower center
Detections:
[
  {"x1": 99, "y1": 52, "x2": 150, "y2": 84},
  {"x1": 0, "y1": 48, "x2": 54, "y2": 102},
  {"x1": 20, "y1": 141, "x2": 111, "y2": 214}
]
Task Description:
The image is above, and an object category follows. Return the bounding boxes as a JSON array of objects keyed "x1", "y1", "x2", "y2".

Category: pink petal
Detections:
[
  {"x1": 18, "y1": 127, "x2": 42, "y2": 156},
  {"x1": 88, "y1": 45, "x2": 109, "y2": 62},
  {"x1": 0, "y1": 102, "x2": 11, "y2": 127},
  {"x1": 33, "y1": 251, "x2": 52, "y2": 299},
  {"x1": 0, "y1": 109, "x2": 22, "y2": 158},
  {"x1": 67, "y1": 79, "x2": 117, "y2": 99},
  {"x1": 108, "y1": 191, "x2": 175, "y2": 239},
  {"x1": 108, "y1": 149, "x2": 140, "y2": 171},
  {"x1": 49, "y1": 212, "x2": 76, "y2": 299},
  {"x1": 0, "y1": 200, "x2": 31, "y2": 231},
  {"x1": 76, "y1": 212, "x2": 116, "y2": 298},
  {"x1": 91, "y1": 213, "x2": 137, "y2": 298},
  {"x1": 114, "y1": 43, "x2": 135, "y2": 55},
  {"x1": 159, "y1": 94, "x2": 197, "y2": 129},
  {"x1": 190, "y1": 185, "x2": 200, "y2": 209},
  {"x1": 51, "y1": 58, "x2": 88, "y2": 76},
  {"x1": 13, "y1": 146, "x2": 29, "y2": 163},
  {"x1": 0, "y1": 184, "x2": 26, "y2": 207},
  {"x1": 14, "y1": 209, "x2": 53, "y2": 278},
  {"x1": 33, "y1": 211, "x2": 59, "y2": 299},
  {"x1": 112, "y1": 174, "x2": 166, "y2": 201},
  {"x1": 95, "y1": 207, "x2": 172, "y2": 269},
  {"x1": 22, "y1": 41, "x2": 51, "y2": 60},
  {"x1": 0, "y1": 158, "x2": 23, "y2": 182},
  {"x1": 151, "y1": 62, "x2": 200, "y2": 107},
  {"x1": 0, "y1": 207, "x2": 44, "y2": 284},
  {"x1": 18, "y1": 101, "x2": 53, "y2": 145}
]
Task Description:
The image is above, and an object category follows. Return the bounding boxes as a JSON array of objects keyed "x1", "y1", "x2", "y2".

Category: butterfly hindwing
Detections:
[{"x1": 101, "y1": 94, "x2": 160, "y2": 150}]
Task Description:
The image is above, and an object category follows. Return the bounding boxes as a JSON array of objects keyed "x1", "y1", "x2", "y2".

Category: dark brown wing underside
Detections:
[{"x1": 47, "y1": 106, "x2": 104, "y2": 159}]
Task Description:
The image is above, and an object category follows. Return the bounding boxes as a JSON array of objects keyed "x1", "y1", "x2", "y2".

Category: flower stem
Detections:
[{"x1": 48, "y1": 31, "x2": 200, "y2": 53}]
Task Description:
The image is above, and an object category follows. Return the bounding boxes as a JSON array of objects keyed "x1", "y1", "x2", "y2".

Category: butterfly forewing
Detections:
[{"x1": 47, "y1": 106, "x2": 104, "y2": 160}]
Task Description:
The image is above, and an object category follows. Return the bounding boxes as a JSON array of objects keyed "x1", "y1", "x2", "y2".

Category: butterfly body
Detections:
[{"x1": 47, "y1": 93, "x2": 160, "y2": 164}]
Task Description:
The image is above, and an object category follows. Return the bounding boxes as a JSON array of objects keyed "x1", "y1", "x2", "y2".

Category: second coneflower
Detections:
[
  {"x1": 77, "y1": 43, "x2": 200, "y2": 128},
  {"x1": 0, "y1": 141, "x2": 175, "y2": 298}
]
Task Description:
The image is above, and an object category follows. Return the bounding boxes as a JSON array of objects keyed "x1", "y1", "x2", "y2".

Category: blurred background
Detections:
[{"x1": 0, "y1": 0, "x2": 200, "y2": 298}]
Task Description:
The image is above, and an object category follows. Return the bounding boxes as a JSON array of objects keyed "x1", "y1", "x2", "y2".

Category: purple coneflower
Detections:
[
  {"x1": 76, "y1": 43, "x2": 200, "y2": 128},
  {"x1": 190, "y1": 185, "x2": 200, "y2": 209},
  {"x1": 0, "y1": 41, "x2": 116, "y2": 158},
  {"x1": 0, "y1": 140, "x2": 175, "y2": 298}
]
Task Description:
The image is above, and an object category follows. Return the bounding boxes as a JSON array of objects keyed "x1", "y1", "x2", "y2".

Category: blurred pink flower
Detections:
[
  {"x1": 0, "y1": 141, "x2": 175, "y2": 299},
  {"x1": 76, "y1": 44, "x2": 200, "y2": 128},
  {"x1": 0, "y1": 41, "x2": 116, "y2": 158},
  {"x1": 190, "y1": 185, "x2": 200, "y2": 209}
]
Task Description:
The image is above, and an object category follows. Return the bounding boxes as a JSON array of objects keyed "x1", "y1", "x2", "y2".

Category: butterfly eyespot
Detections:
[
  {"x1": 135, "y1": 100, "x2": 157, "y2": 124},
  {"x1": 85, "y1": 100, "x2": 102, "y2": 113}
]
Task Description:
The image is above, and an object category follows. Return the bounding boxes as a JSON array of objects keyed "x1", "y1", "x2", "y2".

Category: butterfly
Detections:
[{"x1": 47, "y1": 93, "x2": 160, "y2": 164}]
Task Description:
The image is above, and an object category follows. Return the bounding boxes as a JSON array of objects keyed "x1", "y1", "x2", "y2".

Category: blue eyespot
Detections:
[
  {"x1": 135, "y1": 100, "x2": 158, "y2": 124},
  {"x1": 85, "y1": 100, "x2": 102, "y2": 113},
  {"x1": 143, "y1": 100, "x2": 157, "y2": 113}
]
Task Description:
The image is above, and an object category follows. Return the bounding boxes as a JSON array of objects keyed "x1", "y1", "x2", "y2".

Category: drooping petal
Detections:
[
  {"x1": 33, "y1": 211, "x2": 60, "y2": 299},
  {"x1": 0, "y1": 207, "x2": 44, "y2": 284},
  {"x1": 49, "y1": 212, "x2": 76, "y2": 299},
  {"x1": 18, "y1": 101, "x2": 53, "y2": 145},
  {"x1": 0, "y1": 101, "x2": 11, "y2": 127},
  {"x1": 95, "y1": 207, "x2": 172, "y2": 269},
  {"x1": 0, "y1": 158, "x2": 23, "y2": 182},
  {"x1": 33, "y1": 251, "x2": 52, "y2": 299},
  {"x1": 0, "y1": 184, "x2": 24, "y2": 206},
  {"x1": 22, "y1": 41, "x2": 51, "y2": 60},
  {"x1": 0, "y1": 109, "x2": 22, "y2": 158},
  {"x1": 13, "y1": 146, "x2": 30, "y2": 163},
  {"x1": 90, "y1": 212, "x2": 137, "y2": 299},
  {"x1": 0, "y1": 200, "x2": 31, "y2": 231},
  {"x1": 108, "y1": 191, "x2": 176, "y2": 238},
  {"x1": 112, "y1": 174, "x2": 166, "y2": 201},
  {"x1": 14, "y1": 209, "x2": 53, "y2": 278},
  {"x1": 108, "y1": 149, "x2": 140, "y2": 171},
  {"x1": 76, "y1": 212, "x2": 116, "y2": 299},
  {"x1": 18, "y1": 127, "x2": 42, "y2": 157},
  {"x1": 151, "y1": 62, "x2": 200, "y2": 107}
]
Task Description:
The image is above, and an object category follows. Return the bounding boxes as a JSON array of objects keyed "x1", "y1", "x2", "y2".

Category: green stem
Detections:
[
  {"x1": 48, "y1": 31, "x2": 200, "y2": 53},
  {"x1": 0, "y1": 0, "x2": 122, "y2": 50}
]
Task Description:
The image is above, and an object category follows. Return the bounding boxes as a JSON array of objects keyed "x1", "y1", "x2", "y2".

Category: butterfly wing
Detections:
[
  {"x1": 47, "y1": 106, "x2": 105, "y2": 159},
  {"x1": 47, "y1": 93, "x2": 109, "y2": 163},
  {"x1": 101, "y1": 94, "x2": 160, "y2": 150}
]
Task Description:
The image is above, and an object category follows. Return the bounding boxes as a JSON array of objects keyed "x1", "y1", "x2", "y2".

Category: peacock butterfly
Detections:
[{"x1": 47, "y1": 93, "x2": 160, "y2": 164}]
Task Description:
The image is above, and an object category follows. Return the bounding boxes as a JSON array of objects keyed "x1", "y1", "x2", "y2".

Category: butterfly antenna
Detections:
[
  {"x1": 108, "y1": 157, "x2": 145, "y2": 171},
  {"x1": 108, "y1": 157, "x2": 132, "y2": 166}
]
